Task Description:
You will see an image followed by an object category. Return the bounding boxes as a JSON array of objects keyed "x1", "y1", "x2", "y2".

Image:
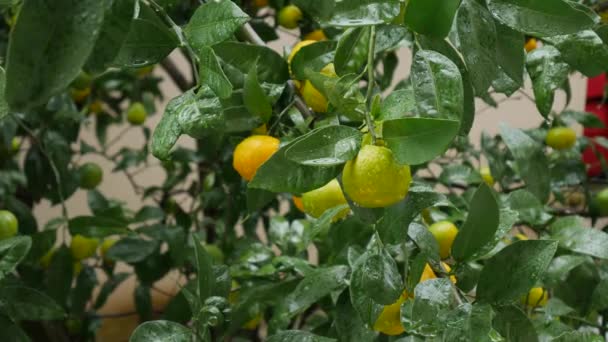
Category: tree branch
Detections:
[{"x1": 161, "y1": 57, "x2": 191, "y2": 92}]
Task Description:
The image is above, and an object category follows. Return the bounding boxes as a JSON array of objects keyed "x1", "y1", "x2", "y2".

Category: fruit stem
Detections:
[{"x1": 365, "y1": 25, "x2": 378, "y2": 145}]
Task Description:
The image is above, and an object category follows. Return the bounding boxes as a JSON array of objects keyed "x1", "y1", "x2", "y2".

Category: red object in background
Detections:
[{"x1": 583, "y1": 74, "x2": 608, "y2": 177}]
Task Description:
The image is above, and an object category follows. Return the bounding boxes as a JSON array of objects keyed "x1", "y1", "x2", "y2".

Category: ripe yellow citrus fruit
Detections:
[
  {"x1": 288, "y1": 40, "x2": 315, "y2": 75},
  {"x1": 79, "y1": 162, "x2": 103, "y2": 190},
  {"x1": 70, "y1": 235, "x2": 99, "y2": 260},
  {"x1": 233, "y1": 135, "x2": 280, "y2": 181},
  {"x1": 342, "y1": 145, "x2": 412, "y2": 208},
  {"x1": 88, "y1": 100, "x2": 103, "y2": 114},
  {"x1": 252, "y1": 124, "x2": 268, "y2": 135},
  {"x1": 545, "y1": 127, "x2": 577, "y2": 150},
  {"x1": 304, "y1": 29, "x2": 327, "y2": 41},
  {"x1": 0, "y1": 210, "x2": 18, "y2": 240},
  {"x1": 278, "y1": 5, "x2": 302, "y2": 29},
  {"x1": 292, "y1": 196, "x2": 305, "y2": 212},
  {"x1": 374, "y1": 262, "x2": 455, "y2": 335},
  {"x1": 480, "y1": 166, "x2": 494, "y2": 186},
  {"x1": 300, "y1": 63, "x2": 336, "y2": 113},
  {"x1": 301, "y1": 179, "x2": 350, "y2": 219},
  {"x1": 428, "y1": 221, "x2": 459, "y2": 259},
  {"x1": 254, "y1": 0, "x2": 269, "y2": 8},
  {"x1": 40, "y1": 248, "x2": 56, "y2": 269},
  {"x1": 525, "y1": 38, "x2": 537, "y2": 52},
  {"x1": 127, "y1": 102, "x2": 148, "y2": 125},
  {"x1": 522, "y1": 287, "x2": 548, "y2": 307},
  {"x1": 373, "y1": 291, "x2": 408, "y2": 335}
]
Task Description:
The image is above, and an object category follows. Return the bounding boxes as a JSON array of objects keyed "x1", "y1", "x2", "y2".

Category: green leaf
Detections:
[
  {"x1": 244, "y1": 63, "x2": 272, "y2": 122},
  {"x1": 411, "y1": 49, "x2": 463, "y2": 121},
  {"x1": 334, "y1": 27, "x2": 370, "y2": 76},
  {"x1": 402, "y1": 278, "x2": 456, "y2": 334},
  {"x1": 0, "y1": 68, "x2": 8, "y2": 121},
  {"x1": 452, "y1": 184, "x2": 500, "y2": 261},
  {"x1": 271, "y1": 266, "x2": 348, "y2": 328},
  {"x1": 590, "y1": 278, "x2": 608, "y2": 312},
  {"x1": 184, "y1": 0, "x2": 249, "y2": 53},
  {"x1": 106, "y1": 237, "x2": 159, "y2": 263},
  {"x1": 544, "y1": 254, "x2": 587, "y2": 287},
  {"x1": 45, "y1": 246, "x2": 73, "y2": 306},
  {"x1": 456, "y1": 0, "x2": 498, "y2": 95},
  {"x1": 334, "y1": 293, "x2": 376, "y2": 342},
  {"x1": 408, "y1": 223, "x2": 441, "y2": 262},
  {"x1": 378, "y1": 88, "x2": 416, "y2": 120},
  {"x1": 85, "y1": 0, "x2": 135, "y2": 73},
  {"x1": 0, "y1": 285, "x2": 65, "y2": 320},
  {"x1": 561, "y1": 110, "x2": 604, "y2": 128},
  {"x1": 134, "y1": 206, "x2": 165, "y2": 223},
  {"x1": 383, "y1": 117, "x2": 460, "y2": 165},
  {"x1": 499, "y1": 124, "x2": 550, "y2": 203},
  {"x1": 416, "y1": 36, "x2": 476, "y2": 135},
  {"x1": 285, "y1": 125, "x2": 362, "y2": 166},
  {"x1": 350, "y1": 237, "x2": 403, "y2": 305},
  {"x1": 249, "y1": 138, "x2": 341, "y2": 194},
  {"x1": 494, "y1": 22, "x2": 525, "y2": 87},
  {"x1": 442, "y1": 304, "x2": 495, "y2": 342},
  {"x1": 268, "y1": 331, "x2": 336, "y2": 342},
  {"x1": 70, "y1": 267, "x2": 97, "y2": 315},
  {"x1": 404, "y1": 0, "x2": 460, "y2": 38},
  {"x1": 476, "y1": 240, "x2": 558, "y2": 304},
  {"x1": 68, "y1": 216, "x2": 130, "y2": 238},
  {"x1": 492, "y1": 305, "x2": 538, "y2": 342},
  {"x1": 526, "y1": 46, "x2": 570, "y2": 117},
  {"x1": 377, "y1": 183, "x2": 450, "y2": 245},
  {"x1": 0, "y1": 236, "x2": 31, "y2": 281},
  {"x1": 545, "y1": 30, "x2": 608, "y2": 77},
  {"x1": 198, "y1": 46, "x2": 233, "y2": 99},
  {"x1": 291, "y1": 41, "x2": 337, "y2": 81},
  {"x1": 113, "y1": 2, "x2": 179, "y2": 67},
  {"x1": 213, "y1": 42, "x2": 288, "y2": 84},
  {"x1": 129, "y1": 320, "x2": 191, "y2": 342},
  {"x1": 487, "y1": 0, "x2": 595, "y2": 37},
  {"x1": 325, "y1": 0, "x2": 401, "y2": 27},
  {"x1": 549, "y1": 217, "x2": 608, "y2": 259},
  {"x1": 134, "y1": 285, "x2": 153, "y2": 322},
  {"x1": 439, "y1": 164, "x2": 483, "y2": 186},
  {"x1": 193, "y1": 238, "x2": 214, "y2": 304},
  {"x1": 0, "y1": 315, "x2": 29, "y2": 342},
  {"x1": 5, "y1": 0, "x2": 106, "y2": 110},
  {"x1": 507, "y1": 189, "x2": 552, "y2": 226},
  {"x1": 151, "y1": 94, "x2": 186, "y2": 160},
  {"x1": 553, "y1": 332, "x2": 604, "y2": 342},
  {"x1": 95, "y1": 273, "x2": 130, "y2": 309}
]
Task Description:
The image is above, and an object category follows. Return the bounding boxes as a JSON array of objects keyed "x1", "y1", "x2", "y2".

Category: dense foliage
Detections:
[{"x1": 1, "y1": 0, "x2": 608, "y2": 341}]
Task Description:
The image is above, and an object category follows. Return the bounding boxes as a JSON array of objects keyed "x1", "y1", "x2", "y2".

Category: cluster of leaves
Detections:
[{"x1": 0, "y1": 0, "x2": 607, "y2": 341}]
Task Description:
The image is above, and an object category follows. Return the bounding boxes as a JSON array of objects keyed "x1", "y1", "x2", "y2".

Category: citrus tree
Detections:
[{"x1": 1, "y1": 0, "x2": 608, "y2": 341}]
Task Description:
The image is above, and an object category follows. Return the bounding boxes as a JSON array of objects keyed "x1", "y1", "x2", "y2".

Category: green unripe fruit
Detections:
[
  {"x1": 204, "y1": 244, "x2": 225, "y2": 264},
  {"x1": 71, "y1": 72, "x2": 92, "y2": 90},
  {"x1": 278, "y1": 5, "x2": 302, "y2": 29},
  {"x1": 127, "y1": 102, "x2": 148, "y2": 125},
  {"x1": 0, "y1": 210, "x2": 18, "y2": 240},
  {"x1": 79, "y1": 162, "x2": 103, "y2": 190},
  {"x1": 595, "y1": 188, "x2": 608, "y2": 216}
]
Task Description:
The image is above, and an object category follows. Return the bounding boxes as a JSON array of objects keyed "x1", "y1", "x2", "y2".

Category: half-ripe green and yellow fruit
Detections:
[
  {"x1": 342, "y1": 145, "x2": 411, "y2": 208},
  {"x1": 278, "y1": 5, "x2": 302, "y2": 29},
  {"x1": 480, "y1": 166, "x2": 494, "y2": 186},
  {"x1": 70, "y1": 235, "x2": 99, "y2": 260},
  {"x1": 0, "y1": 210, "x2": 18, "y2": 240},
  {"x1": 126, "y1": 102, "x2": 148, "y2": 125},
  {"x1": 301, "y1": 179, "x2": 349, "y2": 219},
  {"x1": 522, "y1": 287, "x2": 548, "y2": 307},
  {"x1": 428, "y1": 221, "x2": 459, "y2": 259},
  {"x1": 545, "y1": 127, "x2": 576, "y2": 150},
  {"x1": 300, "y1": 63, "x2": 336, "y2": 113}
]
